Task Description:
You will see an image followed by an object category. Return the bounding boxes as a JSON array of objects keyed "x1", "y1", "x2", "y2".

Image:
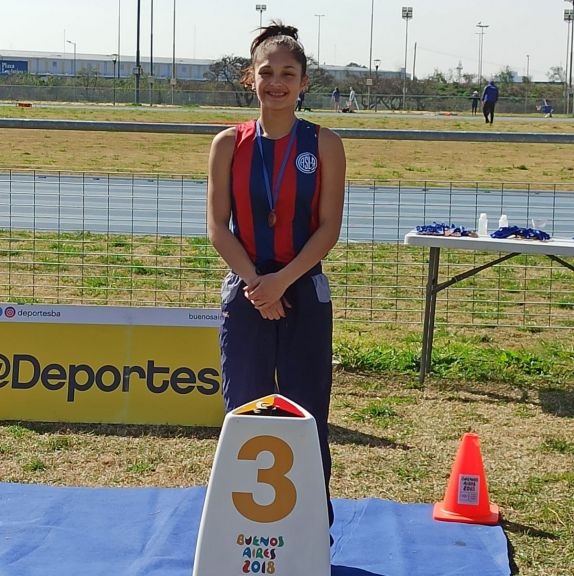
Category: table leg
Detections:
[{"x1": 419, "y1": 247, "x2": 440, "y2": 385}]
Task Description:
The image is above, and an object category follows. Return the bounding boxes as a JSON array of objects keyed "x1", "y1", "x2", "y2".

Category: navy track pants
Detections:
[{"x1": 219, "y1": 264, "x2": 334, "y2": 524}]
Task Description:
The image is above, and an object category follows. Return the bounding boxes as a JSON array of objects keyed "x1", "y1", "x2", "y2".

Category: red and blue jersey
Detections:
[{"x1": 230, "y1": 119, "x2": 321, "y2": 265}]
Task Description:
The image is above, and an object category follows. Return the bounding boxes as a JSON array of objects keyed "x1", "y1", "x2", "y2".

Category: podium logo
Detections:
[{"x1": 0, "y1": 353, "x2": 220, "y2": 402}]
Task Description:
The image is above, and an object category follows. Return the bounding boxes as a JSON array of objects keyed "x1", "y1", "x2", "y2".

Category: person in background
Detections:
[
  {"x1": 482, "y1": 80, "x2": 499, "y2": 124},
  {"x1": 331, "y1": 86, "x2": 341, "y2": 112},
  {"x1": 348, "y1": 86, "x2": 359, "y2": 111},
  {"x1": 470, "y1": 90, "x2": 480, "y2": 115},
  {"x1": 207, "y1": 21, "x2": 346, "y2": 534},
  {"x1": 295, "y1": 89, "x2": 305, "y2": 111}
]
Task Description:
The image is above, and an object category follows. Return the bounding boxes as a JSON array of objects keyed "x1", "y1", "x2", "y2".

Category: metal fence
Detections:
[
  {"x1": 1, "y1": 169, "x2": 573, "y2": 329},
  {"x1": 0, "y1": 84, "x2": 567, "y2": 114}
]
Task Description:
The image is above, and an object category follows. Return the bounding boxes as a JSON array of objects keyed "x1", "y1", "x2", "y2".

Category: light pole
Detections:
[
  {"x1": 401, "y1": 7, "x2": 413, "y2": 110},
  {"x1": 66, "y1": 39, "x2": 77, "y2": 102},
  {"x1": 373, "y1": 58, "x2": 380, "y2": 111},
  {"x1": 66, "y1": 40, "x2": 77, "y2": 77},
  {"x1": 171, "y1": 0, "x2": 176, "y2": 105},
  {"x1": 150, "y1": 0, "x2": 154, "y2": 106},
  {"x1": 368, "y1": 0, "x2": 375, "y2": 110},
  {"x1": 117, "y1": 0, "x2": 121, "y2": 83},
  {"x1": 476, "y1": 22, "x2": 489, "y2": 87},
  {"x1": 314, "y1": 14, "x2": 325, "y2": 69},
  {"x1": 564, "y1": 8, "x2": 573, "y2": 113},
  {"x1": 565, "y1": 1, "x2": 574, "y2": 115},
  {"x1": 524, "y1": 54, "x2": 530, "y2": 113},
  {"x1": 111, "y1": 53, "x2": 118, "y2": 106},
  {"x1": 135, "y1": 0, "x2": 142, "y2": 104},
  {"x1": 255, "y1": 4, "x2": 267, "y2": 28}
]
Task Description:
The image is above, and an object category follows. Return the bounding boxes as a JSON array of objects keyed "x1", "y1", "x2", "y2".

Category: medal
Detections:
[
  {"x1": 267, "y1": 210, "x2": 277, "y2": 228},
  {"x1": 256, "y1": 119, "x2": 299, "y2": 229}
]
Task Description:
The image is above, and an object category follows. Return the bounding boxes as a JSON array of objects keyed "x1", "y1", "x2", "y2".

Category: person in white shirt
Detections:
[{"x1": 348, "y1": 86, "x2": 359, "y2": 111}]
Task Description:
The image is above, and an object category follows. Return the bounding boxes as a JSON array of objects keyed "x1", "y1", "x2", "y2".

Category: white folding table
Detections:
[{"x1": 404, "y1": 232, "x2": 574, "y2": 384}]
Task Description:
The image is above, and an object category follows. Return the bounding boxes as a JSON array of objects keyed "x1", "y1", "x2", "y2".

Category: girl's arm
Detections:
[
  {"x1": 207, "y1": 128, "x2": 258, "y2": 285},
  {"x1": 246, "y1": 127, "x2": 346, "y2": 308}
]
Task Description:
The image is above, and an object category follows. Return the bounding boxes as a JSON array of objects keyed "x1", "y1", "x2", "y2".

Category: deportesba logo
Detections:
[
  {"x1": 1, "y1": 306, "x2": 16, "y2": 318},
  {"x1": 295, "y1": 152, "x2": 318, "y2": 174},
  {"x1": 0, "y1": 353, "x2": 220, "y2": 402}
]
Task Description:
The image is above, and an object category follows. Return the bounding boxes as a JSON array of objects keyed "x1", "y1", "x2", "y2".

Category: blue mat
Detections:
[{"x1": 0, "y1": 483, "x2": 510, "y2": 576}]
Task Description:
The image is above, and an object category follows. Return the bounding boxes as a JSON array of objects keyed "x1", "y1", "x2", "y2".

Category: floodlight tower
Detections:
[
  {"x1": 401, "y1": 7, "x2": 413, "y2": 110},
  {"x1": 256, "y1": 4, "x2": 267, "y2": 28}
]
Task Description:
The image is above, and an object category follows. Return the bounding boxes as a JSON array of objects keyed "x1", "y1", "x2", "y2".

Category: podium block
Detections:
[{"x1": 192, "y1": 394, "x2": 330, "y2": 576}]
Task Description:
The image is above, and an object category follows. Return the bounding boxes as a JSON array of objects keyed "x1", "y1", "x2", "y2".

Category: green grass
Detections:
[
  {"x1": 22, "y1": 459, "x2": 47, "y2": 473},
  {"x1": 1, "y1": 105, "x2": 573, "y2": 575},
  {"x1": 126, "y1": 461, "x2": 157, "y2": 474},
  {"x1": 334, "y1": 335, "x2": 574, "y2": 387},
  {"x1": 540, "y1": 437, "x2": 574, "y2": 455}
]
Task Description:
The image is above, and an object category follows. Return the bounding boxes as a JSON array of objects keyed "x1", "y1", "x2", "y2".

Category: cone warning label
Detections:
[{"x1": 458, "y1": 474, "x2": 480, "y2": 505}]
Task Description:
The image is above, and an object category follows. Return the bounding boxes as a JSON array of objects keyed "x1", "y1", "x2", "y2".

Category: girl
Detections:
[{"x1": 207, "y1": 22, "x2": 346, "y2": 528}]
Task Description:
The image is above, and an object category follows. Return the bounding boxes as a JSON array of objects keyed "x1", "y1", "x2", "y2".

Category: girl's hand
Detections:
[
  {"x1": 244, "y1": 273, "x2": 288, "y2": 309},
  {"x1": 256, "y1": 298, "x2": 291, "y2": 320}
]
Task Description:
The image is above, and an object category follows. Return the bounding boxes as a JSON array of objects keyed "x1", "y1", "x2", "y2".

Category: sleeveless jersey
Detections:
[{"x1": 230, "y1": 118, "x2": 321, "y2": 265}]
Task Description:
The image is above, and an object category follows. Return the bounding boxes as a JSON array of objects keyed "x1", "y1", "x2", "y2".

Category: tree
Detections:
[
  {"x1": 306, "y1": 57, "x2": 335, "y2": 92},
  {"x1": 547, "y1": 66, "x2": 566, "y2": 83},
  {"x1": 78, "y1": 67, "x2": 100, "y2": 100},
  {"x1": 204, "y1": 56, "x2": 255, "y2": 107},
  {"x1": 494, "y1": 66, "x2": 515, "y2": 86},
  {"x1": 426, "y1": 68, "x2": 448, "y2": 84}
]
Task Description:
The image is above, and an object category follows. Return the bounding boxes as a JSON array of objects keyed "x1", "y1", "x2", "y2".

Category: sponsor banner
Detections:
[
  {"x1": 0, "y1": 60, "x2": 28, "y2": 74},
  {"x1": 0, "y1": 303, "x2": 221, "y2": 327},
  {"x1": 0, "y1": 304, "x2": 224, "y2": 427}
]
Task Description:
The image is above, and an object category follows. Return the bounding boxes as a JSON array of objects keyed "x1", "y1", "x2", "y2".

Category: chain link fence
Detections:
[
  {"x1": 0, "y1": 84, "x2": 567, "y2": 114},
  {"x1": 1, "y1": 169, "x2": 573, "y2": 329}
]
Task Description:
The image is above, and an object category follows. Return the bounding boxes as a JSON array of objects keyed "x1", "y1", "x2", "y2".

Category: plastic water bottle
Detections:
[
  {"x1": 498, "y1": 214, "x2": 509, "y2": 228},
  {"x1": 478, "y1": 213, "x2": 488, "y2": 236}
]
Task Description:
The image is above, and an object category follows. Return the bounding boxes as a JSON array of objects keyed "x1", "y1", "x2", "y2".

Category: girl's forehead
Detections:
[{"x1": 254, "y1": 46, "x2": 302, "y2": 68}]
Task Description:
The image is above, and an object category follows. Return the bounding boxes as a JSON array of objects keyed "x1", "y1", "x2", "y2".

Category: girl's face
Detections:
[{"x1": 253, "y1": 46, "x2": 307, "y2": 112}]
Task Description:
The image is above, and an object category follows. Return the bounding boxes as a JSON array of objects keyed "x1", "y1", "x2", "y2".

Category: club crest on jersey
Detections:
[{"x1": 295, "y1": 152, "x2": 318, "y2": 174}]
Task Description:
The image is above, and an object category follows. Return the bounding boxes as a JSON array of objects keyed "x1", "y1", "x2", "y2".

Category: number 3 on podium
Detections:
[{"x1": 232, "y1": 435, "x2": 297, "y2": 523}]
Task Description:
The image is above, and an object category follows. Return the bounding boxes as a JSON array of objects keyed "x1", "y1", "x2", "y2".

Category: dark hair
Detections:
[{"x1": 241, "y1": 21, "x2": 307, "y2": 87}]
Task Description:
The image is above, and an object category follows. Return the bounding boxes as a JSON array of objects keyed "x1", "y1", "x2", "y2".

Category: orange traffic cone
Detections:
[{"x1": 433, "y1": 432, "x2": 500, "y2": 525}]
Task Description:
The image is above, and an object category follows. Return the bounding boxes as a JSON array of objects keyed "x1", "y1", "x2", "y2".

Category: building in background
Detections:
[
  {"x1": 0, "y1": 49, "x2": 212, "y2": 81},
  {"x1": 0, "y1": 49, "x2": 401, "y2": 82}
]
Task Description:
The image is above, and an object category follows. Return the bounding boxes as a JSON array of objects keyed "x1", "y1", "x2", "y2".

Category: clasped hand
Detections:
[{"x1": 244, "y1": 273, "x2": 290, "y2": 320}]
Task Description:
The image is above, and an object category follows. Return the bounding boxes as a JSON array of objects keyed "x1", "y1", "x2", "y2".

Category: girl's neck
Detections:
[{"x1": 257, "y1": 110, "x2": 298, "y2": 140}]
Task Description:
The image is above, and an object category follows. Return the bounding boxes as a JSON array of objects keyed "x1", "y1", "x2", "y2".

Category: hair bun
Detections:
[
  {"x1": 267, "y1": 23, "x2": 299, "y2": 41},
  {"x1": 250, "y1": 20, "x2": 300, "y2": 56}
]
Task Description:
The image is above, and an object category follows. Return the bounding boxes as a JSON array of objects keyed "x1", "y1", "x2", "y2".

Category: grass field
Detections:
[
  {"x1": 0, "y1": 104, "x2": 573, "y2": 575},
  {"x1": 2, "y1": 105, "x2": 574, "y2": 183}
]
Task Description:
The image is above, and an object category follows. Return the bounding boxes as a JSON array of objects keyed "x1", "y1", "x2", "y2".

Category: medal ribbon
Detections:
[{"x1": 255, "y1": 119, "x2": 299, "y2": 224}]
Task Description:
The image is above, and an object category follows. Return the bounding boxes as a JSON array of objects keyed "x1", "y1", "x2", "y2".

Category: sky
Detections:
[{"x1": 1, "y1": 0, "x2": 571, "y2": 82}]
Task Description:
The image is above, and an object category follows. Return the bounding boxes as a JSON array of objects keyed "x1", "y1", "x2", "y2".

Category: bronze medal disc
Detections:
[{"x1": 267, "y1": 210, "x2": 277, "y2": 228}]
